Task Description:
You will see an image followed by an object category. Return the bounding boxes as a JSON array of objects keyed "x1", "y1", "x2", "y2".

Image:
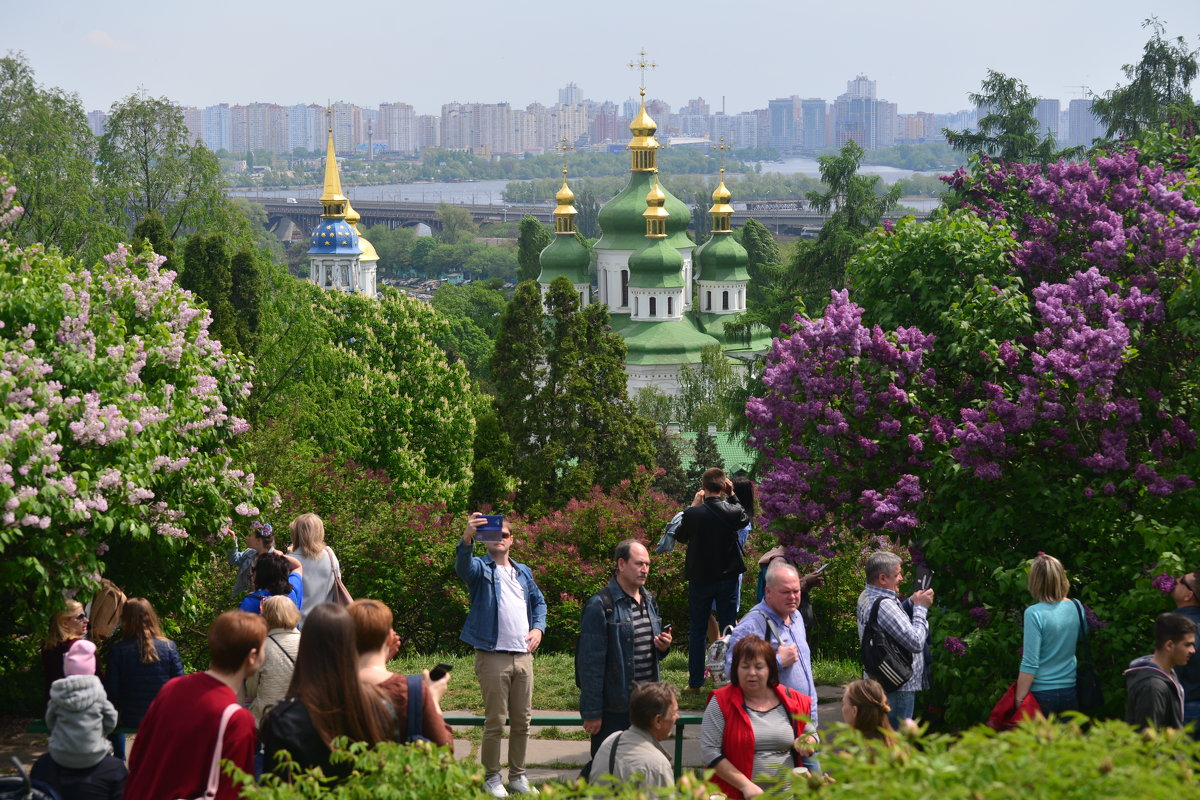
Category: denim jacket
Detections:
[
  {"x1": 455, "y1": 539, "x2": 547, "y2": 651},
  {"x1": 577, "y1": 577, "x2": 666, "y2": 720}
]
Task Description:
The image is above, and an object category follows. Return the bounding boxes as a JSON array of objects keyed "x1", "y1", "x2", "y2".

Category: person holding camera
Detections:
[
  {"x1": 674, "y1": 468, "x2": 750, "y2": 691},
  {"x1": 456, "y1": 513, "x2": 547, "y2": 797}
]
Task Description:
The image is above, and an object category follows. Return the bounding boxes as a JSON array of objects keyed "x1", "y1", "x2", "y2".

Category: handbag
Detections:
[
  {"x1": 861, "y1": 597, "x2": 914, "y2": 692},
  {"x1": 987, "y1": 682, "x2": 1041, "y2": 730},
  {"x1": 177, "y1": 703, "x2": 239, "y2": 800},
  {"x1": 1072, "y1": 599, "x2": 1104, "y2": 715},
  {"x1": 327, "y1": 547, "x2": 352, "y2": 606}
]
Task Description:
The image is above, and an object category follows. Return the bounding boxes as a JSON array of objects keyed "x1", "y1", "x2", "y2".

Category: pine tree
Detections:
[
  {"x1": 230, "y1": 248, "x2": 263, "y2": 357},
  {"x1": 132, "y1": 211, "x2": 175, "y2": 272},
  {"x1": 468, "y1": 406, "x2": 516, "y2": 510},
  {"x1": 652, "y1": 426, "x2": 691, "y2": 504},
  {"x1": 490, "y1": 281, "x2": 546, "y2": 500},
  {"x1": 687, "y1": 427, "x2": 725, "y2": 488},
  {"x1": 182, "y1": 233, "x2": 239, "y2": 351},
  {"x1": 516, "y1": 216, "x2": 552, "y2": 283}
]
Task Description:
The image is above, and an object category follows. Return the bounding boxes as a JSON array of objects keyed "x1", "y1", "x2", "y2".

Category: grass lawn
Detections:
[{"x1": 390, "y1": 650, "x2": 860, "y2": 714}]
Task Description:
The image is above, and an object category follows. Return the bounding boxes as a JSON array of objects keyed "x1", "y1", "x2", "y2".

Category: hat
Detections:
[{"x1": 64, "y1": 639, "x2": 97, "y2": 676}]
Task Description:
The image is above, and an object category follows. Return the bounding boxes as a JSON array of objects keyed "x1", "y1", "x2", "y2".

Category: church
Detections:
[{"x1": 536, "y1": 86, "x2": 770, "y2": 396}]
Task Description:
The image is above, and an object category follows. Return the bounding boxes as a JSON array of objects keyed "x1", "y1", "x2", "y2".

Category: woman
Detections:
[
  {"x1": 1014, "y1": 553, "x2": 1081, "y2": 715},
  {"x1": 841, "y1": 679, "x2": 896, "y2": 741},
  {"x1": 239, "y1": 551, "x2": 304, "y2": 614},
  {"x1": 700, "y1": 635, "x2": 817, "y2": 799},
  {"x1": 346, "y1": 599, "x2": 453, "y2": 745},
  {"x1": 289, "y1": 514, "x2": 341, "y2": 623},
  {"x1": 43, "y1": 601, "x2": 88, "y2": 701},
  {"x1": 244, "y1": 596, "x2": 302, "y2": 726},
  {"x1": 104, "y1": 598, "x2": 184, "y2": 729},
  {"x1": 260, "y1": 603, "x2": 395, "y2": 780}
]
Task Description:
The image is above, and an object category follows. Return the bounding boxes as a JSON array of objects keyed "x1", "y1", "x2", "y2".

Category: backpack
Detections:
[
  {"x1": 705, "y1": 627, "x2": 734, "y2": 687},
  {"x1": 861, "y1": 597, "x2": 914, "y2": 692},
  {"x1": 574, "y1": 586, "x2": 616, "y2": 688}
]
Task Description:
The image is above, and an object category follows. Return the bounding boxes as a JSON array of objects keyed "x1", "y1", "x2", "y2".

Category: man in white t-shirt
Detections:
[{"x1": 456, "y1": 513, "x2": 547, "y2": 797}]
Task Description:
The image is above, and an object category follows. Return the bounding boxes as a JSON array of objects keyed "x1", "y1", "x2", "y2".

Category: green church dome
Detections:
[
  {"x1": 596, "y1": 171, "x2": 692, "y2": 251},
  {"x1": 695, "y1": 234, "x2": 750, "y2": 282},
  {"x1": 537, "y1": 234, "x2": 590, "y2": 285},
  {"x1": 612, "y1": 316, "x2": 722, "y2": 365},
  {"x1": 628, "y1": 239, "x2": 684, "y2": 288}
]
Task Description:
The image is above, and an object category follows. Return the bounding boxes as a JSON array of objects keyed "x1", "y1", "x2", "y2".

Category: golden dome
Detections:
[
  {"x1": 553, "y1": 168, "x2": 578, "y2": 232},
  {"x1": 709, "y1": 168, "x2": 735, "y2": 218},
  {"x1": 555, "y1": 168, "x2": 576, "y2": 206},
  {"x1": 344, "y1": 202, "x2": 361, "y2": 225},
  {"x1": 342, "y1": 201, "x2": 378, "y2": 262},
  {"x1": 643, "y1": 177, "x2": 669, "y2": 236},
  {"x1": 630, "y1": 90, "x2": 657, "y2": 138}
]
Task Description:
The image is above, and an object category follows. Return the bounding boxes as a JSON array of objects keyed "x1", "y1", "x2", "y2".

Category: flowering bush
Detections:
[
  {"x1": 748, "y1": 128, "x2": 1200, "y2": 726},
  {"x1": 0, "y1": 173, "x2": 274, "y2": 638}
]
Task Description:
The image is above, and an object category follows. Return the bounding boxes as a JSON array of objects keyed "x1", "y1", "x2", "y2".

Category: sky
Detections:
[{"x1": 5, "y1": 0, "x2": 1199, "y2": 117}]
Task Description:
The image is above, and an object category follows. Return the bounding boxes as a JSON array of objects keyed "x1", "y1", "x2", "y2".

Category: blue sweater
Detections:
[
  {"x1": 104, "y1": 638, "x2": 184, "y2": 728},
  {"x1": 1019, "y1": 600, "x2": 1080, "y2": 691}
]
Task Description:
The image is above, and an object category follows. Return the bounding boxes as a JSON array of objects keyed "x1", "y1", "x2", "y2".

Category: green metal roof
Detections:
[
  {"x1": 610, "y1": 315, "x2": 721, "y2": 365},
  {"x1": 693, "y1": 312, "x2": 773, "y2": 353},
  {"x1": 694, "y1": 234, "x2": 751, "y2": 282},
  {"x1": 628, "y1": 239, "x2": 684, "y2": 288},
  {"x1": 595, "y1": 171, "x2": 693, "y2": 251},
  {"x1": 537, "y1": 234, "x2": 590, "y2": 285},
  {"x1": 675, "y1": 428, "x2": 759, "y2": 475}
]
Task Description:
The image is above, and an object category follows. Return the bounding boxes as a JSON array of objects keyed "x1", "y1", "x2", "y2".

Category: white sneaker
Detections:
[
  {"x1": 484, "y1": 774, "x2": 508, "y2": 798},
  {"x1": 508, "y1": 776, "x2": 538, "y2": 795}
]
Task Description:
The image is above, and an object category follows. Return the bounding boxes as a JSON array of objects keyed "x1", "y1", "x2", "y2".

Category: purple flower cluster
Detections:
[
  {"x1": 1151, "y1": 573, "x2": 1176, "y2": 593},
  {"x1": 968, "y1": 606, "x2": 991, "y2": 628},
  {"x1": 943, "y1": 637, "x2": 968, "y2": 657}
]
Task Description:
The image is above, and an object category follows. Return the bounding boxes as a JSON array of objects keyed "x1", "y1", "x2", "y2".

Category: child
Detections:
[
  {"x1": 1125, "y1": 611, "x2": 1198, "y2": 729},
  {"x1": 229, "y1": 523, "x2": 275, "y2": 597},
  {"x1": 33, "y1": 639, "x2": 127, "y2": 799}
]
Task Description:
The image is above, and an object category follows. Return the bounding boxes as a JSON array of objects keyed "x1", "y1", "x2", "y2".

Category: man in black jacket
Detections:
[
  {"x1": 674, "y1": 467, "x2": 750, "y2": 690},
  {"x1": 1125, "y1": 611, "x2": 1196, "y2": 729}
]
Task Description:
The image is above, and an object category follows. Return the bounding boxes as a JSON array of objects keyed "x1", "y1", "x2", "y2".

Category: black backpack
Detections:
[{"x1": 861, "y1": 597, "x2": 914, "y2": 692}]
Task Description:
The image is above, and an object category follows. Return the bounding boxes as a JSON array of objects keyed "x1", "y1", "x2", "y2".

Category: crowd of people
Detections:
[{"x1": 30, "y1": 468, "x2": 1200, "y2": 799}]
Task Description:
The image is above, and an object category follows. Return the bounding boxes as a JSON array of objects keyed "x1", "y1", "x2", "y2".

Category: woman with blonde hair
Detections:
[
  {"x1": 245, "y1": 596, "x2": 301, "y2": 725},
  {"x1": 1014, "y1": 553, "x2": 1081, "y2": 715},
  {"x1": 841, "y1": 679, "x2": 896, "y2": 741},
  {"x1": 288, "y1": 513, "x2": 342, "y2": 623},
  {"x1": 104, "y1": 598, "x2": 184, "y2": 730},
  {"x1": 42, "y1": 601, "x2": 88, "y2": 701}
]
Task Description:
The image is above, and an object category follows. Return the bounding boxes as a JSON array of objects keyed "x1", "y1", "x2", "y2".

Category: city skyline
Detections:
[{"x1": 6, "y1": 0, "x2": 1198, "y2": 117}]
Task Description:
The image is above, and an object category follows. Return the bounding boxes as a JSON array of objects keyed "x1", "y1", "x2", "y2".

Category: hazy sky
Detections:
[{"x1": 6, "y1": 0, "x2": 1199, "y2": 116}]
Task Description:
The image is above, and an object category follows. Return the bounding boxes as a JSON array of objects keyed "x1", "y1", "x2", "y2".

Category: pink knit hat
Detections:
[{"x1": 63, "y1": 639, "x2": 97, "y2": 676}]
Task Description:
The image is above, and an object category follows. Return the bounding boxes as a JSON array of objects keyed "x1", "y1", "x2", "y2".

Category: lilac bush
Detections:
[
  {"x1": 0, "y1": 173, "x2": 274, "y2": 629},
  {"x1": 748, "y1": 127, "x2": 1200, "y2": 725}
]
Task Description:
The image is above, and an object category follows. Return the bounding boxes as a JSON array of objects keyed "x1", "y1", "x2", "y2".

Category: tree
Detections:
[
  {"x1": 182, "y1": 234, "x2": 239, "y2": 351},
  {"x1": 98, "y1": 91, "x2": 226, "y2": 238},
  {"x1": 651, "y1": 427, "x2": 691, "y2": 505},
  {"x1": 687, "y1": 428, "x2": 724, "y2": 488},
  {"x1": 0, "y1": 54, "x2": 110, "y2": 259},
  {"x1": 516, "y1": 216, "x2": 552, "y2": 283},
  {"x1": 132, "y1": 212, "x2": 174, "y2": 272},
  {"x1": 434, "y1": 203, "x2": 478, "y2": 245},
  {"x1": 1093, "y1": 17, "x2": 1199, "y2": 139},
  {"x1": 0, "y1": 173, "x2": 273, "y2": 639},
  {"x1": 490, "y1": 281, "x2": 546, "y2": 504},
  {"x1": 738, "y1": 218, "x2": 781, "y2": 306},
  {"x1": 574, "y1": 186, "x2": 601, "y2": 239},
  {"x1": 943, "y1": 70, "x2": 1073, "y2": 162},
  {"x1": 410, "y1": 237, "x2": 438, "y2": 276},
  {"x1": 633, "y1": 386, "x2": 675, "y2": 426},
  {"x1": 675, "y1": 344, "x2": 740, "y2": 433},
  {"x1": 230, "y1": 248, "x2": 264, "y2": 357}
]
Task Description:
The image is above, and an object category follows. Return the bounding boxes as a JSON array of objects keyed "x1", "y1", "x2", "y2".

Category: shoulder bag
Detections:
[
  {"x1": 176, "y1": 703, "x2": 240, "y2": 800},
  {"x1": 1072, "y1": 599, "x2": 1104, "y2": 715},
  {"x1": 326, "y1": 547, "x2": 352, "y2": 606}
]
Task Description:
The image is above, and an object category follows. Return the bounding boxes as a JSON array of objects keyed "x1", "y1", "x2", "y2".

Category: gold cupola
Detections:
[
  {"x1": 709, "y1": 168, "x2": 734, "y2": 234},
  {"x1": 553, "y1": 168, "x2": 578, "y2": 235},
  {"x1": 628, "y1": 90, "x2": 659, "y2": 173},
  {"x1": 319, "y1": 113, "x2": 348, "y2": 218},
  {"x1": 344, "y1": 201, "x2": 378, "y2": 263},
  {"x1": 643, "y1": 177, "x2": 668, "y2": 238}
]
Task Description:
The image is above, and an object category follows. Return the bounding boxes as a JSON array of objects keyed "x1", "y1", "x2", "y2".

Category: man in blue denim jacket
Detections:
[
  {"x1": 456, "y1": 513, "x2": 547, "y2": 797},
  {"x1": 577, "y1": 540, "x2": 672, "y2": 779}
]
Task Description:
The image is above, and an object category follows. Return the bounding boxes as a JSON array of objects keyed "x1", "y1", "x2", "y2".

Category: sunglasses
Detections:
[
  {"x1": 1182, "y1": 576, "x2": 1195, "y2": 594},
  {"x1": 75, "y1": 613, "x2": 88, "y2": 622}
]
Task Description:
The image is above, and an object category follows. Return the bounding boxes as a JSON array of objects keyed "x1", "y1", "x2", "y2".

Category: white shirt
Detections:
[{"x1": 494, "y1": 564, "x2": 530, "y2": 652}]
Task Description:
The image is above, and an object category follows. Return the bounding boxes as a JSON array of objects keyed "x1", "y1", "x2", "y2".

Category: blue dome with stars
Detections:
[{"x1": 307, "y1": 219, "x2": 361, "y2": 255}]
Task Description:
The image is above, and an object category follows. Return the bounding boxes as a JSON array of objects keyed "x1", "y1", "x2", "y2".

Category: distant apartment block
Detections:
[
  {"x1": 87, "y1": 110, "x2": 108, "y2": 138},
  {"x1": 1067, "y1": 98, "x2": 1102, "y2": 147},
  {"x1": 378, "y1": 102, "x2": 416, "y2": 154},
  {"x1": 1035, "y1": 98, "x2": 1061, "y2": 141}
]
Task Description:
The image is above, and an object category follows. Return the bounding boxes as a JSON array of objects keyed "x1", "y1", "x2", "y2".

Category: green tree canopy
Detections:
[
  {"x1": 1093, "y1": 17, "x2": 1199, "y2": 139},
  {"x1": 434, "y1": 203, "x2": 479, "y2": 245},
  {"x1": 516, "y1": 216, "x2": 552, "y2": 283},
  {"x1": 943, "y1": 70, "x2": 1073, "y2": 162}
]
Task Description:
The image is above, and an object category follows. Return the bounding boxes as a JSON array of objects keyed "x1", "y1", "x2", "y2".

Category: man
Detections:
[
  {"x1": 456, "y1": 513, "x2": 547, "y2": 797},
  {"x1": 1125, "y1": 611, "x2": 1197, "y2": 729},
  {"x1": 674, "y1": 467, "x2": 750, "y2": 690},
  {"x1": 124, "y1": 611, "x2": 267, "y2": 800},
  {"x1": 855, "y1": 551, "x2": 933, "y2": 728},
  {"x1": 589, "y1": 682, "x2": 679, "y2": 789},
  {"x1": 725, "y1": 561, "x2": 819, "y2": 770},
  {"x1": 577, "y1": 540, "x2": 672, "y2": 777},
  {"x1": 1171, "y1": 570, "x2": 1200, "y2": 734}
]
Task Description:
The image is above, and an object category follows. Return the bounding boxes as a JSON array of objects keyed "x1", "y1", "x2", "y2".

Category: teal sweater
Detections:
[{"x1": 1019, "y1": 600, "x2": 1080, "y2": 691}]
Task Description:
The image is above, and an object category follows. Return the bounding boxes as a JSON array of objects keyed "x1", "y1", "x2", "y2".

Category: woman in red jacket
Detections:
[{"x1": 699, "y1": 635, "x2": 817, "y2": 798}]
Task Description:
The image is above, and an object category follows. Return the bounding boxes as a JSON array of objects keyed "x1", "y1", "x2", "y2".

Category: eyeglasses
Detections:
[
  {"x1": 1182, "y1": 576, "x2": 1195, "y2": 594},
  {"x1": 75, "y1": 613, "x2": 88, "y2": 622}
]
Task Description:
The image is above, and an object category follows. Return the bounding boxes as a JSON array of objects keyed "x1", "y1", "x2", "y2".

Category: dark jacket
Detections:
[
  {"x1": 1125, "y1": 654, "x2": 1185, "y2": 729},
  {"x1": 104, "y1": 638, "x2": 184, "y2": 729},
  {"x1": 262, "y1": 696, "x2": 397, "y2": 782},
  {"x1": 674, "y1": 496, "x2": 749, "y2": 583},
  {"x1": 1174, "y1": 605, "x2": 1200, "y2": 703},
  {"x1": 577, "y1": 578, "x2": 666, "y2": 720}
]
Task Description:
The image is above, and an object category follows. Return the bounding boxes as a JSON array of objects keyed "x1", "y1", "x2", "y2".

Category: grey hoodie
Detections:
[
  {"x1": 46, "y1": 674, "x2": 117, "y2": 769},
  {"x1": 1124, "y1": 654, "x2": 1185, "y2": 729}
]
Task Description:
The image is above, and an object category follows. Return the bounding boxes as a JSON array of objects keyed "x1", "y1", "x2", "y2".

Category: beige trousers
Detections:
[{"x1": 474, "y1": 649, "x2": 533, "y2": 779}]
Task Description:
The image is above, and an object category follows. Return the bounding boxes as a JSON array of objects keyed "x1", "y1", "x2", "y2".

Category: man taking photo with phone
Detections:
[{"x1": 457, "y1": 513, "x2": 547, "y2": 797}]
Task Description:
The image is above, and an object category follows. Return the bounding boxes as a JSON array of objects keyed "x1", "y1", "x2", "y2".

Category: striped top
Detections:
[{"x1": 630, "y1": 594, "x2": 656, "y2": 684}]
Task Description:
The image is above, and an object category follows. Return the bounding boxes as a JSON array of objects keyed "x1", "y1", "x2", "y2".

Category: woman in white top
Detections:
[
  {"x1": 289, "y1": 513, "x2": 341, "y2": 623},
  {"x1": 244, "y1": 595, "x2": 301, "y2": 725}
]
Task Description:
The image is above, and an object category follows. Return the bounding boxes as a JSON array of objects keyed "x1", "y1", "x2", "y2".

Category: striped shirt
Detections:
[
  {"x1": 629, "y1": 593, "x2": 656, "y2": 684},
  {"x1": 856, "y1": 584, "x2": 928, "y2": 693}
]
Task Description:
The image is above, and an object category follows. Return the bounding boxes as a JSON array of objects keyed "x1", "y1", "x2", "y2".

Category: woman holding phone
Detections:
[{"x1": 1013, "y1": 553, "x2": 1081, "y2": 716}]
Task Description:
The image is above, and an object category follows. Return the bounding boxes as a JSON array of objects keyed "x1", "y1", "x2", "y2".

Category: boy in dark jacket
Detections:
[{"x1": 1125, "y1": 611, "x2": 1197, "y2": 729}]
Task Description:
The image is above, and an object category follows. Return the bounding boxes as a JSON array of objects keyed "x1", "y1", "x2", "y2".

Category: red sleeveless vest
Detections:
[{"x1": 709, "y1": 683, "x2": 811, "y2": 799}]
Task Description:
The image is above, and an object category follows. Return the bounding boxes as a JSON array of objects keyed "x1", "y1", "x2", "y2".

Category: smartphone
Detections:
[
  {"x1": 429, "y1": 662, "x2": 453, "y2": 682},
  {"x1": 476, "y1": 514, "x2": 505, "y2": 543},
  {"x1": 914, "y1": 566, "x2": 933, "y2": 592},
  {"x1": 662, "y1": 624, "x2": 672, "y2": 633},
  {"x1": 811, "y1": 562, "x2": 830, "y2": 576}
]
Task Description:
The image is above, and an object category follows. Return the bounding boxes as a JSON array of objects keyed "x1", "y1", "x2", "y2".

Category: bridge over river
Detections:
[{"x1": 248, "y1": 197, "x2": 929, "y2": 238}]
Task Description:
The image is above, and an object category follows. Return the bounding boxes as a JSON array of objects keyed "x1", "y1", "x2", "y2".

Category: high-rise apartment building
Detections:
[
  {"x1": 332, "y1": 102, "x2": 363, "y2": 153},
  {"x1": 1067, "y1": 99, "x2": 1101, "y2": 147},
  {"x1": 201, "y1": 104, "x2": 232, "y2": 152},
  {"x1": 182, "y1": 107, "x2": 203, "y2": 145},
  {"x1": 846, "y1": 74, "x2": 877, "y2": 100},
  {"x1": 87, "y1": 110, "x2": 108, "y2": 138},
  {"x1": 875, "y1": 101, "x2": 897, "y2": 148},
  {"x1": 558, "y1": 82, "x2": 582, "y2": 106},
  {"x1": 768, "y1": 97, "x2": 798, "y2": 151},
  {"x1": 834, "y1": 94, "x2": 877, "y2": 150},
  {"x1": 378, "y1": 102, "x2": 416, "y2": 154},
  {"x1": 1035, "y1": 98, "x2": 1061, "y2": 141},
  {"x1": 415, "y1": 115, "x2": 441, "y2": 150},
  {"x1": 288, "y1": 104, "x2": 320, "y2": 154},
  {"x1": 799, "y1": 99, "x2": 826, "y2": 151}
]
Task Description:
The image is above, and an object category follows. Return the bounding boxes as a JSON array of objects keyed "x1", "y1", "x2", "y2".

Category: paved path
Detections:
[{"x1": 451, "y1": 684, "x2": 846, "y2": 785}]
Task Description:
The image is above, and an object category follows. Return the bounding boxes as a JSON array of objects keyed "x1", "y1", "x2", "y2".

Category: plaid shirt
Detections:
[{"x1": 856, "y1": 584, "x2": 928, "y2": 693}]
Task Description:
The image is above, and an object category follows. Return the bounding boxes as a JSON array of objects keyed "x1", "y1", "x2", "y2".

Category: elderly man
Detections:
[
  {"x1": 578, "y1": 540, "x2": 672, "y2": 779},
  {"x1": 725, "y1": 560, "x2": 819, "y2": 771},
  {"x1": 855, "y1": 551, "x2": 933, "y2": 728},
  {"x1": 589, "y1": 682, "x2": 678, "y2": 788}
]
